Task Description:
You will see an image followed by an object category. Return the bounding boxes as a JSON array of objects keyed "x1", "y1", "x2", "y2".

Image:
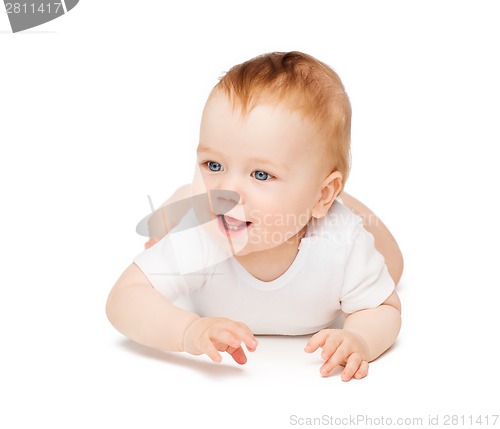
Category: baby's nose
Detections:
[{"x1": 210, "y1": 190, "x2": 241, "y2": 215}]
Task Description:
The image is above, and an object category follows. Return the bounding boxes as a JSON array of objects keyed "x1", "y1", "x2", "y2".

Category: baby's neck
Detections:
[{"x1": 234, "y1": 227, "x2": 306, "y2": 282}]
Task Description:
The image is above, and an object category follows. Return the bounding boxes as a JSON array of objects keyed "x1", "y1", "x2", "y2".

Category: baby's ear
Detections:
[{"x1": 312, "y1": 171, "x2": 343, "y2": 218}]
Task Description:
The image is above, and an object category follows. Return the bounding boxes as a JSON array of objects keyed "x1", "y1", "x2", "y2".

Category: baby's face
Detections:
[{"x1": 195, "y1": 91, "x2": 331, "y2": 255}]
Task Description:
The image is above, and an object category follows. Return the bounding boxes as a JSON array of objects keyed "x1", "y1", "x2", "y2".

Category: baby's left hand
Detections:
[{"x1": 304, "y1": 329, "x2": 370, "y2": 381}]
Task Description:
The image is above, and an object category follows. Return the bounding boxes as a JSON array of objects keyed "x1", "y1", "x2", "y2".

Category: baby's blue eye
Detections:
[
  {"x1": 207, "y1": 161, "x2": 222, "y2": 172},
  {"x1": 252, "y1": 170, "x2": 272, "y2": 181}
]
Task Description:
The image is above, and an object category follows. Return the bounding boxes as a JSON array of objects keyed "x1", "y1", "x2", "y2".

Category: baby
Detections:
[{"x1": 106, "y1": 51, "x2": 403, "y2": 382}]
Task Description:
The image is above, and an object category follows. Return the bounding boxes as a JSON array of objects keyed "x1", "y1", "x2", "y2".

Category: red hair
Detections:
[{"x1": 213, "y1": 51, "x2": 352, "y2": 190}]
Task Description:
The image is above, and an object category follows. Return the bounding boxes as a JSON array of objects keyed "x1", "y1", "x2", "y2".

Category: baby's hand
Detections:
[
  {"x1": 182, "y1": 317, "x2": 258, "y2": 365},
  {"x1": 304, "y1": 329, "x2": 370, "y2": 381}
]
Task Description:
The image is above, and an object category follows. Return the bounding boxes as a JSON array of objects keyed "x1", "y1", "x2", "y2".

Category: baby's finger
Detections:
[
  {"x1": 211, "y1": 329, "x2": 243, "y2": 351},
  {"x1": 319, "y1": 333, "x2": 344, "y2": 361},
  {"x1": 304, "y1": 330, "x2": 330, "y2": 353},
  {"x1": 341, "y1": 353, "x2": 362, "y2": 382},
  {"x1": 227, "y1": 346, "x2": 247, "y2": 365},
  {"x1": 234, "y1": 322, "x2": 259, "y2": 351},
  {"x1": 354, "y1": 361, "x2": 369, "y2": 380},
  {"x1": 203, "y1": 340, "x2": 223, "y2": 363},
  {"x1": 320, "y1": 343, "x2": 349, "y2": 376}
]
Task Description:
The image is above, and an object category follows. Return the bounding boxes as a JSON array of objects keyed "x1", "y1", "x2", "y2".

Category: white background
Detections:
[{"x1": 1, "y1": 1, "x2": 499, "y2": 428}]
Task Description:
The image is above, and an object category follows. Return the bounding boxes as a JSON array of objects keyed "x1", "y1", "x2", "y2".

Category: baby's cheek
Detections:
[{"x1": 192, "y1": 165, "x2": 209, "y2": 193}]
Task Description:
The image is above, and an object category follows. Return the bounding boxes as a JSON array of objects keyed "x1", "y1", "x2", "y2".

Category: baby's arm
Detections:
[
  {"x1": 106, "y1": 263, "x2": 258, "y2": 364},
  {"x1": 305, "y1": 290, "x2": 401, "y2": 381},
  {"x1": 343, "y1": 290, "x2": 401, "y2": 362}
]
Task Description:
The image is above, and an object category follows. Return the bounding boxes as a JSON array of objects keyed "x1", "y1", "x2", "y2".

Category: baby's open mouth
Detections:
[{"x1": 219, "y1": 214, "x2": 252, "y2": 232}]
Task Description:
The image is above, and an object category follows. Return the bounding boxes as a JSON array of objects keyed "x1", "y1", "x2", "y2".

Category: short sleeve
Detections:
[
  {"x1": 133, "y1": 235, "x2": 194, "y2": 302},
  {"x1": 340, "y1": 220, "x2": 395, "y2": 314}
]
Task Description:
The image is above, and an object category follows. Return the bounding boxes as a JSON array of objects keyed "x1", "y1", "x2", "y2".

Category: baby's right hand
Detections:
[{"x1": 182, "y1": 317, "x2": 258, "y2": 365}]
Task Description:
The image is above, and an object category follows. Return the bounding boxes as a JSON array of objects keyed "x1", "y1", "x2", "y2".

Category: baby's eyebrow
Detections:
[
  {"x1": 196, "y1": 144, "x2": 212, "y2": 153},
  {"x1": 248, "y1": 156, "x2": 289, "y2": 172}
]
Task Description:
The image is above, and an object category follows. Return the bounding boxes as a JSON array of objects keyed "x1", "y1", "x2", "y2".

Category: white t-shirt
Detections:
[{"x1": 133, "y1": 199, "x2": 395, "y2": 335}]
